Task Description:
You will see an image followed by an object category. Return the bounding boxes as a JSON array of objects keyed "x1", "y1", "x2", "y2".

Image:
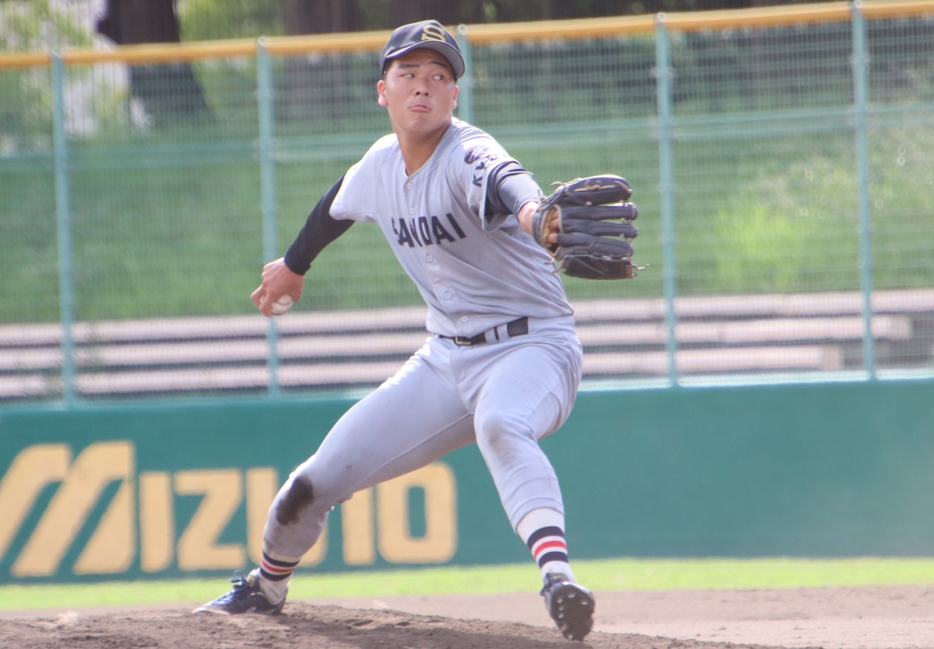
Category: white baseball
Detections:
[{"x1": 269, "y1": 294, "x2": 294, "y2": 316}]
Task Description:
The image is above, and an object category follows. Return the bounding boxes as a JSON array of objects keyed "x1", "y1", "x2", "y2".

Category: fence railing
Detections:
[{"x1": 1, "y1": 0, "x2": 933, "y2": 405}]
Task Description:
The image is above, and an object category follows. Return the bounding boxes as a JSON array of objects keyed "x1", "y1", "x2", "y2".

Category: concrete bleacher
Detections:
[{"x1": 1, "y1": 288, "x2": 932, "y2": 400}]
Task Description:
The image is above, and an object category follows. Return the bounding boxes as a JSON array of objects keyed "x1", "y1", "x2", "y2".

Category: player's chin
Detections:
[
  {"x1": 401, "y1": 115, "x2": 447, "y2": 136},
  {"x1": 405, "y1": 110, "x2": 438, "y2": 125}
]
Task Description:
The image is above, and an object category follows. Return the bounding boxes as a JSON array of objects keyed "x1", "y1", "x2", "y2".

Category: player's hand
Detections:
[
  {"x1": 518, "y1": 201, "x2": 558, "y2": 244},
  {"x1": 251, "y1": 257, "x2": 305, "y2": 317}
]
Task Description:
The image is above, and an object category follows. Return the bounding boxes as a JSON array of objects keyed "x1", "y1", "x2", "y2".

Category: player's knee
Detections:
[
  {"x1": 474, "y1": 410, "x2": 534, "y2": 451},
  {"x1": 274, "y1": 476, "x2": 315, "y2": 526}
]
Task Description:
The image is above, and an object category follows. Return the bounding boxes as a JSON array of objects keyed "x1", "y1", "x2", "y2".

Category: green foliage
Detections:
[
  {"x1": 2, "y1": 19, "x2": 934, "y2": 323},
  {"x1": 178, "y1": 0, "x2": 285, "y2": 41},
  {"x1": 0, "y1": 162, "x2": 58, "y2": 322},
  {"x1": 869, "y1": 127, "x2": 934, "y2": 288},
  {"x1": 715, "y1": 203, "x2": 816, "y2": 293},
  {"x1": 472, "y1": 37, "x2": 659, "y2": 125},
  {"x1": 0, "y1": 0, "x2": 92, "y2": 151},
  {"x1": 0, "y1": 0, "x2": 91, "y2": 51},
  {"x1": 0, "y1": 68, "x2": 51, "y2": 151},
  {"x1": 191, "y1": 60, "x2": 260, "y2": 131},
  {"x1": 3, "y1": 121, "x2": 934, "y2": 323},
  {"x1": 673, "y1": 23, "x2": 854, "y2": 115},
  {"x1": 712, "y1": 154, "x2": 859, "y2": 293},
  {"x1": 67, "y1": 140, "x2": 264, "y2": 319}
]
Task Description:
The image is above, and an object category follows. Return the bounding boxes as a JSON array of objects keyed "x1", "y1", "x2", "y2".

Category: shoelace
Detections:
[{"x1": 229, "y1": 571, "x2": 249, "y2": 591}]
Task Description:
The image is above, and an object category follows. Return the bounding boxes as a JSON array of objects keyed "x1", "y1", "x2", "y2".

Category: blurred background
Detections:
[
  {"x1": 0, "y1": 0, "x2": 839, "y2": 47},
  {"x1": 1, "y1": 0, "x2": 933, "y2": 404}
]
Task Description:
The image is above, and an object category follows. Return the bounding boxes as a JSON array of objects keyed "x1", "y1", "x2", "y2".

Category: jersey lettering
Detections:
[
  {"x1": 409, "y1": 218, "x2": 423, "y2": 246},
  {"x1": 417, "y1": 217, "x2": 433, "y2": 246},
  {"x1": 446, "y1": 214, "x2": 467, "y2": 239},
  {"x1": 394, "y1": 214, "x2": 467, "y2": 248},
  {"x1": 395, "y1": 218, "x2": 415, "y2": 248},
  {"x1": 464, "y1": 145, "x2": 489, "y2": 165},
  {"x1": 471, "y1": 151, "x2": 503, "y2": 187},
  {"x1": 431, "y1": 216, "x2": 456, "y2": 243}
]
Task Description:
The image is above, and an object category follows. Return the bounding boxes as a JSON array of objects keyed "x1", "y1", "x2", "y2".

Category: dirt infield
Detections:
[{"x1": 1, "y1": 585, "x2": 932, "y2": 649}]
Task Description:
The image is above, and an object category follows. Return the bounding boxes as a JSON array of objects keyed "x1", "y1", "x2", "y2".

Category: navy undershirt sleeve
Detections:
[
  {"x1": 283, "y1": 176, "x2": 353, "y2": 275},
  {"x1": 484, "y1": 161, "x2": 541, "y2": 229}
]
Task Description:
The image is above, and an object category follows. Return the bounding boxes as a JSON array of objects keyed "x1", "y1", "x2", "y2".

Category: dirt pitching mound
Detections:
[
  {"x1": 0, "y1": 602, "x2": 772, "y2": 649},
  {"x1": 3, "y1": 586, "x2": 933, "y2": 649}
]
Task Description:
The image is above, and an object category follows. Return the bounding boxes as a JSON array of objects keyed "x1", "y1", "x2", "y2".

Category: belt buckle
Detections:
[{"x1": 453, "y1": 336, "x2": 473, "y2": 347}]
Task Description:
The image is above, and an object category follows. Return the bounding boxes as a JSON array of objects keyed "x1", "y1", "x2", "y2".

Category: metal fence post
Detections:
[
  {"x1": 655, "y1": 16, "x2": 679, "y2": 386},
  {"x1": 852, "y1": 2, "x2": 875, "y2": 379},
  {"x1": 52, "y1": 50, "x2": 76, "y2": 405},
  {"x1": 257, "y1": 39, "x2": 281, "y2": 396},
  {"x1": 456, "y1": 26, "x2": 474, "y2": 125}
]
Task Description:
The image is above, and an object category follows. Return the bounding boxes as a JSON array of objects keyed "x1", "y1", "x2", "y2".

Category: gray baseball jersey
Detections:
[{"x1": 330, "y1": 118, "x2": 573, "y2": 337}]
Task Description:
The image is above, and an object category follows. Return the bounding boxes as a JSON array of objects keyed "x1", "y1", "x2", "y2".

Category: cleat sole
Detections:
[{"x1": 548, "y1": 583, "x2": 594, "y2": 641}]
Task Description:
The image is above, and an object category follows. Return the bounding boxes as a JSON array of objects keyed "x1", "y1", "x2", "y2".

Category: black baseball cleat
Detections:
[
  {"x1": 193, "y1": 569, "x2": 286, "y2": 615},
  {"x1": 541, "y1": 573, "x2": 595, "y2": 641}
]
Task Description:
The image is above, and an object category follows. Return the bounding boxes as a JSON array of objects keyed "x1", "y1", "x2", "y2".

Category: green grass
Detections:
[{"x1": 2, "y1": 557, "x2": 934, "y2": 611}]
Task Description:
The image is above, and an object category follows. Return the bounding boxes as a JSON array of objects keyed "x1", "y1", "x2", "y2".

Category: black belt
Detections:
[{"x1": 441, "y1": 317, "x2": 529, "y2": 347}]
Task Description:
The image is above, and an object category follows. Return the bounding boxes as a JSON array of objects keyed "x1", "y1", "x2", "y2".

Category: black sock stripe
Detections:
[
  {"x1": 537, "y1": 551, "x2": 569, "y2": 568},
  {"x1": 262, "y1": 552, "x2": 300, "y2": 569},
  {"x1": 259, "y1": 567, "x2": 292, "y2": 581},
  {"x1": 526, "y1": 526, "x2": 565, "y2": 549}
]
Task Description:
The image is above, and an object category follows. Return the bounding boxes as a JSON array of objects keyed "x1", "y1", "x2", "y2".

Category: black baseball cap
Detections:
[{"x1": 380, "y1": 20, "x2": 465, "y2": 80}]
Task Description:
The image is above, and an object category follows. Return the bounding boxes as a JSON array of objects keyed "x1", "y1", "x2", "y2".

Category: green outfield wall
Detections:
[{"x1": 0, "y1": 378, "x2": 932, "y2": 584}]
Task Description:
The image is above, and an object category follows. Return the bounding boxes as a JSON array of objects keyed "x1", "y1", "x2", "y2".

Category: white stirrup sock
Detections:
[
  {"x1": 517, "y1": 507, "x2": 576, "y2": 583},
  {"x1": 257, "y1": 551, "x2": 299, "y2": 603}
]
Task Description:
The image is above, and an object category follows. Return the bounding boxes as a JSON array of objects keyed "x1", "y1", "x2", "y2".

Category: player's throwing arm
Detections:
[{"x1": 531, "y1": 175, "x2": 641, "y2": 280}]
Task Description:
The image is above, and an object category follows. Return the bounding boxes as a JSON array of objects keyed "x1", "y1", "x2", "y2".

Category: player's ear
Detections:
[
  {"x1": 377, "y1": 79, "x2": 388, "y2": 107},
  {"x1": 452, "y1": 84, "x2": 459, "y2": 109}
]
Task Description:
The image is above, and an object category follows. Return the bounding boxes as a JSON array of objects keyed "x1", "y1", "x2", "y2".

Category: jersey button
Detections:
[
  {"x1": 406, "y1": 183, "x2": 413, "y2": 189},
  {"x1": 461, "y1": 316, "x2": 468, "y2": 323},
  {"x1": 409, "y1": 208, "x2": 415, "y2": 215},
  {"x1": 426, "y1": 254, "x2": 433, "y2": 262},
  {"x1": 444, "y1": 292, "x2": 452, "y2": 299}
]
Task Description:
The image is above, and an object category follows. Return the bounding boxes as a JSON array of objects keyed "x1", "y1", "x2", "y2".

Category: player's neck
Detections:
[{"x1": 396, "y1": 121, "x2": 450, "y2": 176}]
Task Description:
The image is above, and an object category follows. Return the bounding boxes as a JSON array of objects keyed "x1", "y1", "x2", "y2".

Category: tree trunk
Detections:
[
  {"x1": 281, "y1": 1, "x2": 361, "y2": 124},
  {"x1": 388, "y1": 0, "x2": 459, "y2": 27},
  {"x1": 541, "y1": 0, "x2": 556, "y2": 20},
  {"x1": 283, "y1": 0, "x2": 359, "y2": 35},
  {"x1": 96, "y1": 0, "x2": 211, "y2": 128}
]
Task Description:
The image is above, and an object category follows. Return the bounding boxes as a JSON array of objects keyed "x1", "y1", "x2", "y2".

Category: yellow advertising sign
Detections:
[{"x1": 0, "y1": 442, "x2": 457, "y2": 579}]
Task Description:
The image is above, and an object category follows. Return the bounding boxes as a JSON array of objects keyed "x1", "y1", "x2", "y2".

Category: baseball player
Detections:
[{"x1": 195, "y1": 20, "x2": 638, "y2": 642}]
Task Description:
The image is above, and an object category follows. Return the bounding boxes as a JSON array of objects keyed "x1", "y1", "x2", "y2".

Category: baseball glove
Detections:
[{"x1": 531, "y1": 175, "x2": 640, "y2": 280}]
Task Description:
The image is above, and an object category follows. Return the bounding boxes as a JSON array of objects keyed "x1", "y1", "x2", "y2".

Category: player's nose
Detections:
[{"x1": 413, "y1": 75, "x2": 431, "y2": 94}]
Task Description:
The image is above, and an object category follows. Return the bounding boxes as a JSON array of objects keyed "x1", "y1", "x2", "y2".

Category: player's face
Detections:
[{"x1": 377, "y1": 48, "x2": 459, "y2": 139}]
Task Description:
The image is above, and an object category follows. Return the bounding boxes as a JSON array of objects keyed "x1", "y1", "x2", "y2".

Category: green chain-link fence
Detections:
[{"x1": 1, "y1": 2, "x2": 933, "y2": 404}]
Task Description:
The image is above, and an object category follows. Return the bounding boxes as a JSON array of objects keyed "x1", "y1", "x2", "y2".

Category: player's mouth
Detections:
[{"x1": 409, "y1": 102, "x2": 432, "y2": 112}]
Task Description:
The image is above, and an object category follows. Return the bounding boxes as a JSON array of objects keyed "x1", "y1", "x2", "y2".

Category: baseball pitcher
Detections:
[{"x1": 195, "y1": 20, "x2": 639, "y2": 642}]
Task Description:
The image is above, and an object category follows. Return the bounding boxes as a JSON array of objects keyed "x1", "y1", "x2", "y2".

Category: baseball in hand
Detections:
[{"x1": 269, "y1": 294, "x2": 294, "y2": 316}]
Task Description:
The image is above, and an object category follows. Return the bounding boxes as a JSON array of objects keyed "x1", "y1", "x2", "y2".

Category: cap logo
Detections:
[{"x1": 421, "y1": 24, "x2": 447, "y2": 43}]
